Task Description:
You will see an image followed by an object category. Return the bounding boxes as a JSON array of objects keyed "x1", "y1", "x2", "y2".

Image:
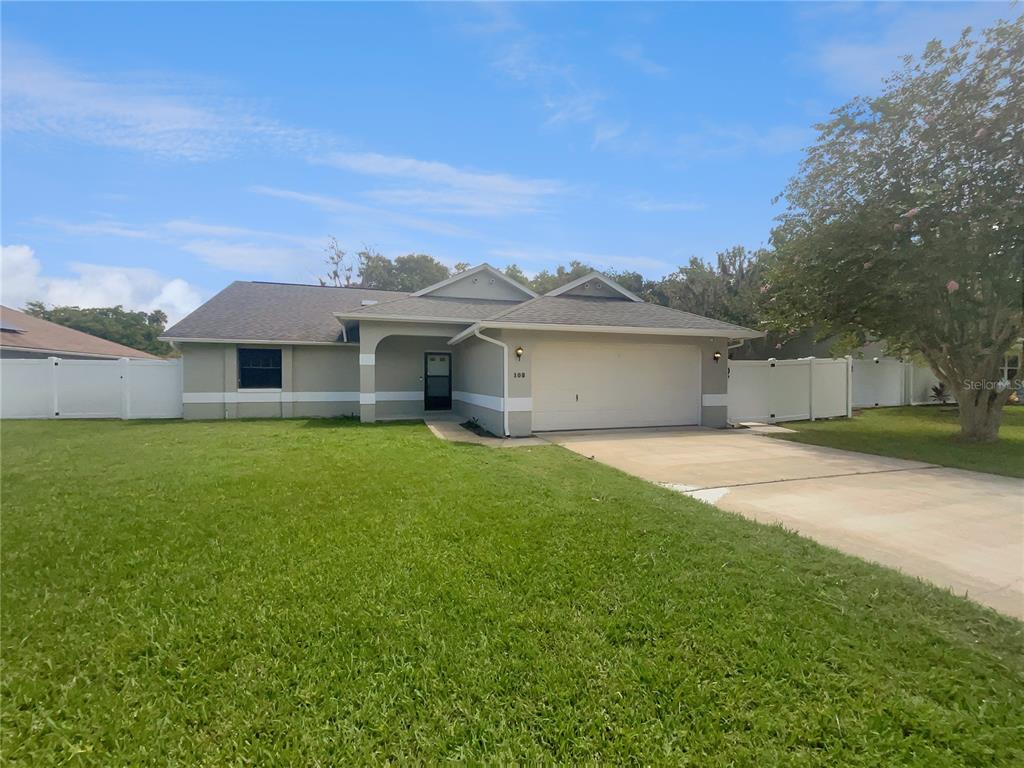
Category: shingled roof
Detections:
[
  {"x1": 335, "y1": 295, "x2": 521, "y2": 322},
  {"x1": 0, "y1": 305, "x2": 160, "y2": 359},
  {"x1": 482, "y1": 295, "x2": 761, "y2": 336},
  {"x1": 164, "y1": 275, "x2": 761, "y2": 344},
  {"x1": 162, "y1": 282, "x2": 407, "y2": 343}
]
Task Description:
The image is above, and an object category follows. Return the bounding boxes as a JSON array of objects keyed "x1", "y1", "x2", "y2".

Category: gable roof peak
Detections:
[
  {"x1": 411, "y1": 263, "x2": 537, "y2": 299},
  {"x1": 545, "y1": 271, "x2": 643, "y2": 302}
]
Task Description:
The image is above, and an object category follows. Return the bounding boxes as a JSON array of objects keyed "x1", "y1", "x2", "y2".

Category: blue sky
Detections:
[{"x1": 2, "y1": 1, "x2": 1017, "y2": 322}]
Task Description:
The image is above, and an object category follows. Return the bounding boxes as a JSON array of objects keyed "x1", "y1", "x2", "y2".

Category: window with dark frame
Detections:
[{"x1": 238, "y1": 348, "x2": 282, "y2": 389}]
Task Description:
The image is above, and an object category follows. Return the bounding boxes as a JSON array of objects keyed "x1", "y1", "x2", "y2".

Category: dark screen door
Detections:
[{"x1": 424, "y1": 352, "x2": 452, "y2": 410}]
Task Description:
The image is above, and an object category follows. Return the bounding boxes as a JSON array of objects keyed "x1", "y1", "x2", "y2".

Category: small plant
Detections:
[
  {"x1": 460, "y1": 417, "x2": 498, "y2": 438},
  {"x1": 930, "y1": 382, "x2": 950, "y2": 404}
]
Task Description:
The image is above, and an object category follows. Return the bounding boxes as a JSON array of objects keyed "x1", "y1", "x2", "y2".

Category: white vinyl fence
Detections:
[
  {"x1": 728, "y1": 357, "x2": 852, "y2": 424},
  {"x1": 852, "y1": 358, "x2": 942, "y2": 408},
  {"x1": 0, "y1": 357, "x2": 182, "y2": 419},
  {"x1": 728, "y1": 355, "x2": 943, "y2": 424}
]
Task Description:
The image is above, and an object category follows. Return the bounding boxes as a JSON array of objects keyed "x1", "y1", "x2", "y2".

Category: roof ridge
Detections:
[{"x1": 247, "y1": 280, "x2": 407, "y2": 294}]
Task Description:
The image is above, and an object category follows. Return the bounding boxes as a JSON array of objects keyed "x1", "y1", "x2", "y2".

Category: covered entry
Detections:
[{"x1": 531, "y1": 338, "x2": 701, "y2": 431}]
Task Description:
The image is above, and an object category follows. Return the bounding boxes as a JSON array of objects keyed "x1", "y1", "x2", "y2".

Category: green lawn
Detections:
[
  {"x1": 776, "y1": 405, "x2": 1024, "y2": 477},
  {"x1": 2, "y1": 420, "x2": 1021, "y2": 765}
]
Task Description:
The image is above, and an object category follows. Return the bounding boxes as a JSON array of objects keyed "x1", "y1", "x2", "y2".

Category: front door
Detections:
[{"x1": 424, "y1": 352, "x2": 452, "y2": 411}]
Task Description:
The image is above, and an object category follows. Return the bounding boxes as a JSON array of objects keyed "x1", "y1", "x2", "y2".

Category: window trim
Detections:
[{"x1": 237, "y1": 347, "x2": 283, "y2": 390}]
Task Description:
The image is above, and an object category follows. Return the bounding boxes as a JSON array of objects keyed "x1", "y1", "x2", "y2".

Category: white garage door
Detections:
[{"x1": 532, "y1": 339, "x2": 701, "y2": 431}]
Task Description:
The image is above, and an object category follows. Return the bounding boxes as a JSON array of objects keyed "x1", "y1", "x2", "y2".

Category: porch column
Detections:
[
  {"x1": 359, "y1": 339, "x2": 376, "y2": 423},
  {"x1": 700, "y1": 337, "x2": 729, "y2": 428}
]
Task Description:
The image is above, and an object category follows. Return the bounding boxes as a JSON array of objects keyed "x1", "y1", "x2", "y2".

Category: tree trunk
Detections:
[{"x1": 954, "y1": 383, "x2": 1010, "y2": 444}]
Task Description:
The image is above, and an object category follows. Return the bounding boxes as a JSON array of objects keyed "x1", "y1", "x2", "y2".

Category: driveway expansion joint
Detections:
[{"x1": 665, "y1": 464, "x2": 944, "y2": 493}]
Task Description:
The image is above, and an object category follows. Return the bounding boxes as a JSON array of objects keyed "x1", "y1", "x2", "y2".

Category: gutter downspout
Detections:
[{"x1": 473, "y1": 328, "x2": 509, "y2": 437}]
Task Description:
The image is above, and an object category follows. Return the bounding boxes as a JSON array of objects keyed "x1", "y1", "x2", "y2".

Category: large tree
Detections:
[
  {"x1": 765, "y1": 18, "x2": 1023, "y2": 443},
  {"x1": 23, "y1": 302, "x2": 174, "y2": 357},
  {"x1": 319, "y1": 241, "x2": 452, "y2": 291},
  {"x1": 651, "y1": 246, "x2": 765, "y2": 327}
]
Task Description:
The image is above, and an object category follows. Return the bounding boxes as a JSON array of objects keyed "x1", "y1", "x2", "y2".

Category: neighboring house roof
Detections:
[
  {"x1": 162, "y1": 281, "x2": 407, "y2": 344},
  {"x1": 0, "y1": 305, "x2": 160, "y2": 359}
]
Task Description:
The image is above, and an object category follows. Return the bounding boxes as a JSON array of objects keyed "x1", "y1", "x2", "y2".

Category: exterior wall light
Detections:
[
  {"x1": 712, "y1": 351, "x2": 722, "y2": 363},
  {"x1": 515, "y1": 345, "x2": 525, "y2": 360}
]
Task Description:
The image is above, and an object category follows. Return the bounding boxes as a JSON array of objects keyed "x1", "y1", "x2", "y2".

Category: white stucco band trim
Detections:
[
  {"x1": 453, "y1": 391, "x2": 532, "y2": 412},
  {"x1": 376, "y1": 391, "x2": 423, "y2": 401},
  {"x1": 454, "y1": 390, "x2": 501, "y2": 411},
  {"x1": 359, "y1": 354, "x2": 375, "y2": 365},
  {"x1": 702, "y1": 394, "x2": 729, "y2": 407},
  {"x1": 184, "y1": 391, "x2": 360, "y2": 404}
]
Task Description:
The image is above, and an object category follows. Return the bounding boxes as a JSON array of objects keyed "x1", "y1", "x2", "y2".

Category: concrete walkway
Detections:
[
  {"x1": 425, "y1": 417, "x2": 547, "y2": 448},
  {"x1": 544, "y1": 427, "x2": 1024, "y2": 618}
]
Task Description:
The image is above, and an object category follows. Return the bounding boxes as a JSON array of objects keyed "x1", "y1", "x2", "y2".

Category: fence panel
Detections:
[
  {"x1": 127, "y1": 359, "x2": 183, "y2": 418},
  {"x1": 812, "y1": 359, "x2": 850, "y2": 419},
  {"x1": 728, "y1": 357, "x2": 852, "y2": 424},
  {"x1": 0, "y1": 359, "x2": 53, "y2": 418},
  {"x1": 907, "y1": 364, "x2": 942, "y2": 405},
  {"x1": 769, "y1": 361, "x2": 812, "y2": 422},
  {"x1": 725, "y1": 361, "x2": 770, "y2": 422},
  {"x1": 55, "y1": 359, "x2": 124, "y2": 418},
  {"x1": 852, "y1": 359, "x2": 906, "y2": 407},
  {"x1": 0, "y1": 357, "x2": 182, "y2": 420}
]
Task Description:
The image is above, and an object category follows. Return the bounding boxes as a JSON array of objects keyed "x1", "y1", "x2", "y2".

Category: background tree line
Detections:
[
  {"x1": 319, "y1": 240, "x2": 803, "y2": 358},
  {"x1": 23, "y1": 302, "x2": 175, "y2": 357}
]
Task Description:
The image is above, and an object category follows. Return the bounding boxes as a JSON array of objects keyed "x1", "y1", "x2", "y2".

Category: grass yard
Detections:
[
  {"x1": 2, "y1": 419, "x2": 1022, "y2": 765},
  {"x1": 776, "y1": 405, "x2": 1024, "y2": 478}
]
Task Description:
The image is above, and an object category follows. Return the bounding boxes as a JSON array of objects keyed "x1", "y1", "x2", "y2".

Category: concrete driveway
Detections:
[{"x1": 544, "y1": 427, "x2": 1024, "y2": 618}]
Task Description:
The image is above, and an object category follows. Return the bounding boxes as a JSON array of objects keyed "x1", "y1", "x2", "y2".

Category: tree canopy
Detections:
[
  {"x1": 764, "y1": 17, "x2": 1023, "y2": 442},
  {"x1": 23, "y1": 302, "x2": 174, "y2": 357},
  {"x1": 319, "y1": 243, "x2": 451, "y2": 292}
]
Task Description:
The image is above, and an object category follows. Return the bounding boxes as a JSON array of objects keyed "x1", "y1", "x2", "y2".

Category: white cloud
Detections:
[
  {"x1": 1, "y1": 245, "x2": 43, "y2": 309},
  {"x1": 463, "y1": 8, "x2": 611, "y2": 131},
  {"x1": 34, "y1": 217, "x2": 156, "y2": 240},
  {"x1": 179, "y1": 240, "x2": 316, "y2": 277},
  {"x1": 592, "y1": 122, "x2": 630, "y2": 148},
  {"x1": 2, "y1": 42, "x2": 320, "y2": 160},
  {"x1": 808, "y1": 4, "x2": 1016, "y2": 93},
  {"x1": 252, "y1": 185, "x2": 474, "y2": 238},
  {"x1": 163, "y1": 219, "x2": 319, "y2": 247},
  {"x1": 1, "y1": 244, "x2": 203, "y2": 323},
  {"x1": 611, "y1": 42, "x2": 670, "y2": 77},
  {"x1": 320, "y1": 151, "x2": 565, "y2": 216},
  {"x1": 675, "y1": 123, "x2": 812, "y2": 159}
]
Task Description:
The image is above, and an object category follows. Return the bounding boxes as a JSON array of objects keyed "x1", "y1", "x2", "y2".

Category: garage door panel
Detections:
[{"x1": 532, "y1": 340, "x2": 700, "y2": 431}]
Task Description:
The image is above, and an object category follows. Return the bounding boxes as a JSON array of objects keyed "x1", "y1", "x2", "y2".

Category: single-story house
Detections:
[
  {"x1": 161, "y1": 265, "x2": 762, "y2": 436},
  {"x1": 0, "y1": 305, "x2": 160, "y2": 360}
]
